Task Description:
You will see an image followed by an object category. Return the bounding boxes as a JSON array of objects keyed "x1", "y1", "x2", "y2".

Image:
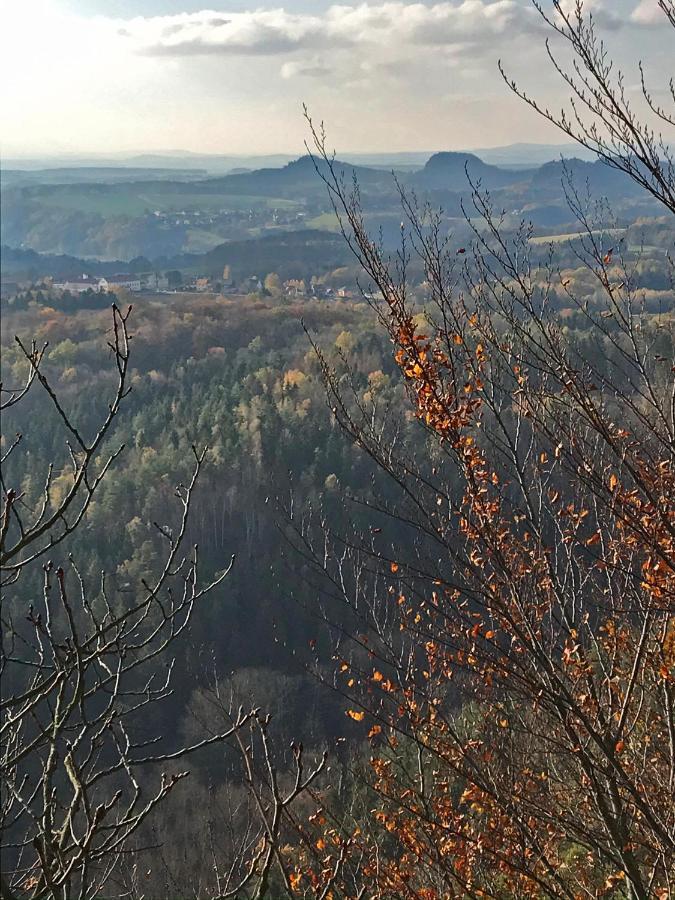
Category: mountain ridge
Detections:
[{"x1": 2, "y1": 142, "x2": 595, "y2": 174}]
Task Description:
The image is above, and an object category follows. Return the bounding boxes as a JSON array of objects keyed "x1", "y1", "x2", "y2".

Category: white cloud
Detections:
[
  {"x1": 630, "y1": 0, "x2": 667, "y2": 24},
  {"x1": 281, "y1": 58, "x2": 334, "y2": 79},
  {"x1": 120, "y1": 2, "x2": 537, "y2": 58},
  {"x1": 547, "y1": 0, "x2": 623, "y2": 30},
  {"x1": 0, "y1": 0, "x2": 667, "y2": 157}
]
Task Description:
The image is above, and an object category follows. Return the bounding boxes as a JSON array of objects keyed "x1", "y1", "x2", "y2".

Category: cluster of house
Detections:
[
  {"x1": 278, "y1": 278, "x2": 354, "y2": 300},
  {"x1": 51, "y1": 272, "x2": 168, "y2": 294},
  {"x1": 18, "y1": 268, "x2": 357, "y2": 301},
  {"x1": 196, "y1": 274, "x2": 352, "y2": 298}
]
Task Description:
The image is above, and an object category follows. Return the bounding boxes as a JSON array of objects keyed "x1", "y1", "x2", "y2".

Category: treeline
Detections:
[{"x1": 3, "y1": 287, "x2": 119, "y2": 312}]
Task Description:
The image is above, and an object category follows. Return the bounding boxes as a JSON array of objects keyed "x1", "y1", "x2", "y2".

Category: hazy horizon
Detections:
[{"x1": 1, "y1": 140, "x2": 590, "y2": 163}]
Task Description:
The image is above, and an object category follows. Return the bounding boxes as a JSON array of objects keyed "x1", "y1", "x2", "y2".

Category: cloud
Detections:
[
  {"x1": 630, "y1": 0, "x2": 667, "y2": 24},
  {"x1": 122, "y1": 2, "x2": 538, "y2": 58},
  {"x1": 281, "y1": 56, "x2": 336, "y2": 79},
  {"x1": 281, "y1": 58, "x2": 334, "y2": 79},
  {"x1": 2, "y1": 0, "x2": 661, "y2": 157},
  {"x1": 551, "y1": 0, "x2": 623, "y2": 30},
  {"x1": 129, "y1": 9, "x2": 325, "y2": 57}
]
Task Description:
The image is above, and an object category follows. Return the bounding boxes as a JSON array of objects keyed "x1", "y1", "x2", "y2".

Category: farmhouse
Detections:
[
  {"x1": 284, "y1": 279, "x2": 306, "y2": 297},
  {"x1": 52, "y1": 276, "x2": 104, "y2": 293}
]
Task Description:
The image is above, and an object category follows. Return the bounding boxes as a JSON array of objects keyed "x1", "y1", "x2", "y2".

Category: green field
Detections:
[
  {"x1": 529, "y1": 227, "x2": 625, "y2": 245},
  {"x1": 183, "y1": 228, "x2": 230, "y2": 252},
  {"x1": 306, "y1": 212, "x2": 342, "y2": 232},
  {"x1": 38, "y1": 186, "x2": 300, "y2": 217}
]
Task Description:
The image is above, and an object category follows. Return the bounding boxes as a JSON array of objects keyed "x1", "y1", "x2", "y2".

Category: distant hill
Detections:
[
  {"x1": 531, "y1": 157, "x2": 645, "y2": 197},
  {"x1": 469, "y1": 142, "x2": 597, "y2": 168},
  {"x1": 124, "y1": 153, "x2": 296, "y2": 172},
  {"x1": 165, "y1": 228, "x2": 353, "y2": 280},
  {"x1": 2, "y1": 153, "x2": 298, "y2": 175},
  {"x1": 1, "y1": 246, "x2": 132, "y2": 279},
  {"x1": 411, "y1": 151, "x2": 533, "y2": 191},
  {"x1": 2, "y1": 143, "x2": 598, "y2": 173},
  {"x1": 202, "y1": 155, "x2": 396, "y2": 200},
  {"x1": 2, "y1": 230, "x2": 354, "y2": 283},
  {"x1": 1, "y1": 168, "x2": 209, "y2": 188},
  {"x1": 2, "y1": 149, "x2": 664, "y2": 263}
]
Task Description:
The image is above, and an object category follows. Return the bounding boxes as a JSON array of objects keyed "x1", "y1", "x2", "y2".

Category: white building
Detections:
[
  {"x1": 52, "y1": 275, "x2": 102, "y2": 293},
  {"x1": 98, "y1": 275, "x2": 142, "y2": 292}
]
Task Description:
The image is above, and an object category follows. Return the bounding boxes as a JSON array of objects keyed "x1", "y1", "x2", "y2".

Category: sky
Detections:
[{"x1": 0, "y1": 0, "x2": 671, "y2": 157}]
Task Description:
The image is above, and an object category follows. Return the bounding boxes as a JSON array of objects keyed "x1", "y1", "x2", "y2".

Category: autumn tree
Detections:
[
  {"x1": 288, "y1": 3, "x2": 675, "y2": 897},
  {"x1": 265, "y1": 272, "x2": 283, "y2": 295}
]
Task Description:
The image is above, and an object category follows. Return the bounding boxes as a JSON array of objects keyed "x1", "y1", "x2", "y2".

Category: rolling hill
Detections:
[{"x1": 1, "y1": 149, "x2": 665, "y2": 261}]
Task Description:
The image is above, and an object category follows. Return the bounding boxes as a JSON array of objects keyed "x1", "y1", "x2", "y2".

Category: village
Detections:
[
  {"x1": 1, "y1": 265, "x2": 357, "y2": 307},
  {"x1": 47, "y1": 270, "x2": 355, "y2": 299}
]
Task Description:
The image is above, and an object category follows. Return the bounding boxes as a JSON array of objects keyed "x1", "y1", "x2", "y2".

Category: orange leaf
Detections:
[
  {"x1": 604, "y1": 871, "x2": 625, "y2": 889},
  {"x1": 390, "y1": 562, "x2": 399, "y2": 573},
  {"x1": 347, "y1": 709, "x2": 365, "y2": 721},
  {"x1": 368, "y1": 724, "x2": 382, "y2": 738}
]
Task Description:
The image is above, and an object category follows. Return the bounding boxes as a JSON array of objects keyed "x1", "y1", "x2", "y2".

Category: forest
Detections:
[{"x1": 1, "y1": 1, "x2": 674, "y2": 898}]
